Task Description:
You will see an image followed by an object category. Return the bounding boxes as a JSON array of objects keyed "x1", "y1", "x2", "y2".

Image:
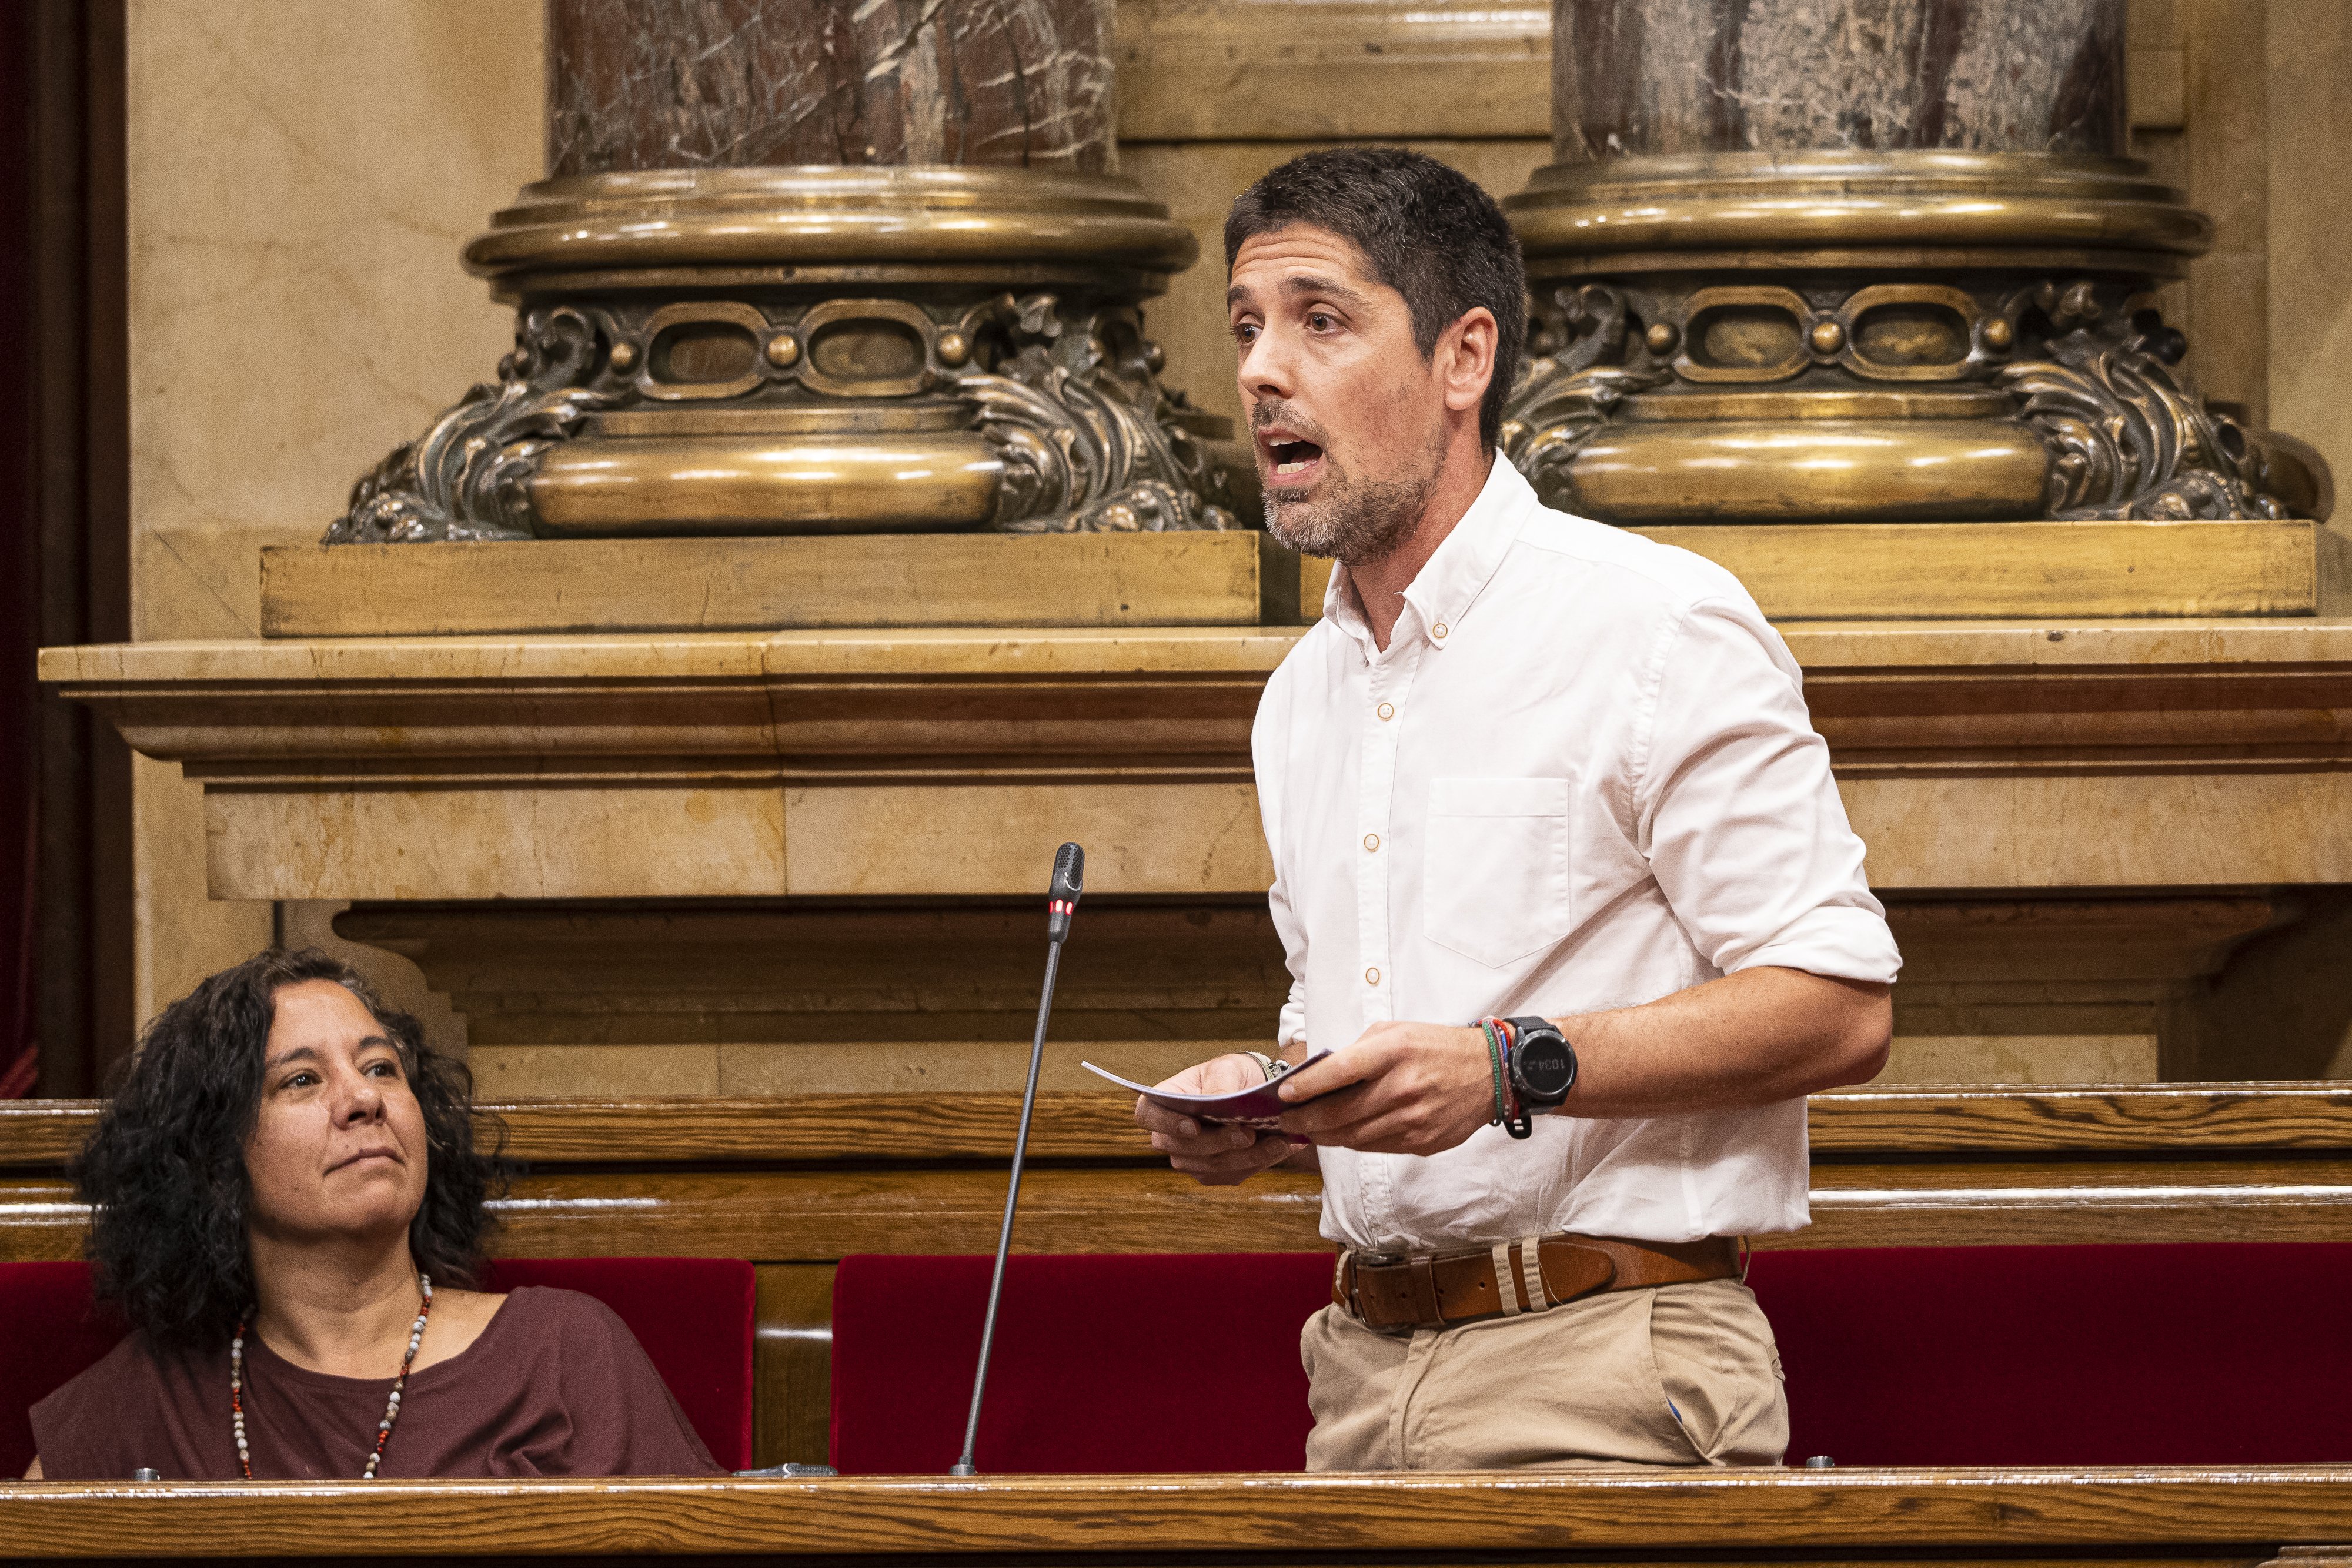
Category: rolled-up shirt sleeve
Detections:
[{"x1": 1635, "y1": 596, "x2": 1901, "y2": 985}]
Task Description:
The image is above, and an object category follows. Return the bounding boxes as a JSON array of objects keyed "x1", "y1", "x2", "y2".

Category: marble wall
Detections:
[{"x1": 123, "y1": 0, "x2": 539, "y2": 1024}]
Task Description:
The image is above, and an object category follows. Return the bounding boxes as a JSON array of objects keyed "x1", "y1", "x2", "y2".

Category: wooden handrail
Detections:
[
  {"x1": 8, "y1": 1084, "x2": 2352, "y2": 1169},
  {"x1": 4, "y1": 1467, "x2": 2352, "y2": 1560}
]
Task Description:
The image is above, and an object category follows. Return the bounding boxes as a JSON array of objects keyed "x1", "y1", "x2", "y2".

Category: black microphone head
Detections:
[{"x1": 1050, "y1": 842, "x2": 1085, "y2": 905}]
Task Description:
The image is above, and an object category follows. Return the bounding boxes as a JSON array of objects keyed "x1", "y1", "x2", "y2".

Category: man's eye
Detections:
[
  {"x1": 1308, "y1": 313, "x2": 1335, "y2": 332},
  {"x1": 1234, "y1": 322, "x2": 1258, "y2": 344}
]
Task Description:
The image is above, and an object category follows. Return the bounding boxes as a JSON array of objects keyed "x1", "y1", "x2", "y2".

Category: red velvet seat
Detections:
[
  {"x1": 1750, "y1": 1242, "x2": 2352, "y2": 1466},
  {"x1": 830, "y1": 1243, "x2": 2352, "y2": 1473},
  {"x1": 0, "y1": 1257, "x2": 754, "y2": 1475}
]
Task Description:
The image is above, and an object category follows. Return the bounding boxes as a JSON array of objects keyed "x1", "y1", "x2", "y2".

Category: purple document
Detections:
[{"x1": 1081, "y1": 1050, "x2": 1335, "y2": 1129}]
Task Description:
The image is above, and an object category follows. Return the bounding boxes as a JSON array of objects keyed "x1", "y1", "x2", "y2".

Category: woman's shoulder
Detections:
[
  {"x1": 495, "y1": 1285, "x2": 639, "y2": 1340},
  {"x1": 31, "y1": 1330, "x2": 219, "y2": 1477},
  {"x1": 36, "y1": 1329, "x2": 213, "y2": 1410}
]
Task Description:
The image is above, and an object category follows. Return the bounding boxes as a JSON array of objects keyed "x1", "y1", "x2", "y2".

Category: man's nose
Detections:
[{"x1": 1238, "y1": 326, "x2": 1296, "y2": 403}]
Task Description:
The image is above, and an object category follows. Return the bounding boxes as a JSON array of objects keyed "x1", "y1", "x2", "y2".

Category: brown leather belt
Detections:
[{"x1": 1333, "y1": 1232, "x2": 1742, "y2": 1333}]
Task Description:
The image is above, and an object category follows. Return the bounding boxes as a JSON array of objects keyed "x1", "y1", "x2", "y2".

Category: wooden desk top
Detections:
[{"x1": 5, "y1": 1467, "x2": 2352, "y2": 1562}]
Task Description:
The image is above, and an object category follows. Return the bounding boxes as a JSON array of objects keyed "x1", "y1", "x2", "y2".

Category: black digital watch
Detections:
[{"x1": 1503, "y1": 1016, "x2": 1578, "y2": 1111}]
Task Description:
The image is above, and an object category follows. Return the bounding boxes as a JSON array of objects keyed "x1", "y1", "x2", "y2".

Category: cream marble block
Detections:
[
  {"x1": 783, "y1": 783, "x2": 1271, "y2": 895},
  {"x1": 469, "y1": 1039, "x2": 1225, "y2": 1099},
  {"x1": 133, "y1": 757, "x2": 273, "y2": 1030},
  {"x1": 208, "y1": 783, "x2": 786, "y2": 902},
  {"x1": 1843, "y1": 772, "x2": 2352, "y2": 890},
  {"x1": 1879, "y1": 1035, "x2": 2160, "y2": 1085},
  {"x1": 469, "y1": 1045, "x2": 723, "y2": 1099},
  {"x1": 199, "y1": 760, "x2": 2352, "y2": 900}
]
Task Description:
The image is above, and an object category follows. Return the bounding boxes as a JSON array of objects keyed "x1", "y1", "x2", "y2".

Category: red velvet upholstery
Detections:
[
  {"x1": 0, "y1": 1262, "x2": 127, "y2": 1479},
  {"x1": 831, "y1": 1243, "x2": 2352, "y2": 1473},
  {"x1": 480, "y1": 1258, "x2": 755, "y2": 1471},
  {"x1": 831, "y1": 1254, "x2": 1334, "y2": 1473},
  {"x1": 1748, "y1": 1242, "x2": 2352, "y2": 1466},
  {"x1": 0, "y1": 1257, "x2": 754, "y2": 1475}
]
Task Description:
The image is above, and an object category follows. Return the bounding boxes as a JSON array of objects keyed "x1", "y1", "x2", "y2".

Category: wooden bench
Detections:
[{"x1": 7, "y1": 1085, "x2": 2351, "y2": 1468}]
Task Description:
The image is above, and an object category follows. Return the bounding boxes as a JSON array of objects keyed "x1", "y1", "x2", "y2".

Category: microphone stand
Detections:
[{"x1": 951, "y1": 842, "x2": 1083, "y2": 1476}]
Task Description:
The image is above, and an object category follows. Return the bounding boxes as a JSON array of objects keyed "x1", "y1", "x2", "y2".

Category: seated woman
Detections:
[{"x1": 28, "y1": 948, "x2": 720, "y2": 1479}]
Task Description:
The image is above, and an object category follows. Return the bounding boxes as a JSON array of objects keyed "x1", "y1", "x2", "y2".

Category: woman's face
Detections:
[{"x1": 243, "y1": 980, "x2": 430, "y2": 1249}]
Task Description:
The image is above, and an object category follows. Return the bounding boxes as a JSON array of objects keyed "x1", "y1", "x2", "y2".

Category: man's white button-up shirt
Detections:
[{"x1": 1253, "y1": 457, "x2": 1901, "y2": 1253}]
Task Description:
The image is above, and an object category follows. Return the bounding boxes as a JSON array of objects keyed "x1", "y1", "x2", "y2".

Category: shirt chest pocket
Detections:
[{"x1": 1421, "y1": 775, "x2": 1575, "y2": 968}]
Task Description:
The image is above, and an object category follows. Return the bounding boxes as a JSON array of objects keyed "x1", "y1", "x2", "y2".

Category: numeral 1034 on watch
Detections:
[{"x1": 1503, "y1": 1015, "x2": 1578, "y2": 1111}]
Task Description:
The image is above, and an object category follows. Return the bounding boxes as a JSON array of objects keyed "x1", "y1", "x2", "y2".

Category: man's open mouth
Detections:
[{"x1": 1267, "y1": 439, "x2": 1324, "y2": 476}]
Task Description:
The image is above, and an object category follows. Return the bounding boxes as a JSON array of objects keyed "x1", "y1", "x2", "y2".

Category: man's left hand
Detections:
[{"x1": 1274, "y1": 1021, "x2": 1499, "y2": 1155}]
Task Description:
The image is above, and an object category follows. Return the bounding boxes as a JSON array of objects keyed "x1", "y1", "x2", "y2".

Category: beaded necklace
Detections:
[{"x1": 230, "y1": 1273, "x2": 432, "y2": 1480}]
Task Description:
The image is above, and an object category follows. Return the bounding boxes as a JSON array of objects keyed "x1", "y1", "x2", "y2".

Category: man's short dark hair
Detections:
[{"x1": 1224, "y1": 148, "x2": 1526, "y2": 451}]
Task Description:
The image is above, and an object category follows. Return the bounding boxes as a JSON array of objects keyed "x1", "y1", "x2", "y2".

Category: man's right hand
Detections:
[{"x1": 1135, "y1": 1053, "x2": 1303, "y2": 1186}]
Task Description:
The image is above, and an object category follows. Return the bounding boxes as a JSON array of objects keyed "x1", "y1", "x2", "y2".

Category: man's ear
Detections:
[{"x1": 1438, "y1": 307, "x2": 1499, "y2": 416}]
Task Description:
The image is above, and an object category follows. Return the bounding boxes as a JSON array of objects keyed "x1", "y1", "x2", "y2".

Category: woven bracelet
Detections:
[{"x1": 1480, "y1": 1019, "x2": 1508, "y2": 1125}]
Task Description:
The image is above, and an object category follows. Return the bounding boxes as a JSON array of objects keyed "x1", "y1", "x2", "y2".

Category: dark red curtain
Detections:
[
  {"x1": 1, "y1": 0, "x2": 133, "y2": 1098},
  {"x1": 1, "y1": 0, "x2": 42, "y2": 1096}
]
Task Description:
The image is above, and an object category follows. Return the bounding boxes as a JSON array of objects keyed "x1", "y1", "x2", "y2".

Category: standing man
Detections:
[{"x1": 1136, "y1": 149, "x2": 1901, "y2": 1471}]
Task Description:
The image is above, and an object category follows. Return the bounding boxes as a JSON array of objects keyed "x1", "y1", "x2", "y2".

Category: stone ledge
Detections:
[{"x1": 43, "y1": 620, "x2": 2352, "y2": 899}]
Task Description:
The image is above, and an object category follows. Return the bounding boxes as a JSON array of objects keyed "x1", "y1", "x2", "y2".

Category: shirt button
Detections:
[
  {"x1": 1365, "y1": 967, "x2": 1381, "y2": 985},
  {"x1": 1363, "y1": 833, "x2": 1380, "y2": 852},
  {"x1": 1431, "y1": 621, "x2": 1449, "y2": 640},
  {"x1": 1377, "y1": 702, "x2": 1395, "y2": 721}
]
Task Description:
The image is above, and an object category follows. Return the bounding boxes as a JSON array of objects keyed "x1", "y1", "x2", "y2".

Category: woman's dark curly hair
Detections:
[{"x1": 74, "y1": 948, "x2": 506, "y2": 1346}]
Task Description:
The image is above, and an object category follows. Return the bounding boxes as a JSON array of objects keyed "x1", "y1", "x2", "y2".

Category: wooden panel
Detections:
[
  {"x1": 1301, "y1": 523, "x2": 2346, "y2": 623},
  {"x1": 260, "y1": 533, "x2": 1278, "y2": 637},
  {"x1": 753, "y1": 1264, "x2": 834, "y2": 1470},
  {"x1": 8, "y1": 1469, "x2": 2352, "y2": 1560}
]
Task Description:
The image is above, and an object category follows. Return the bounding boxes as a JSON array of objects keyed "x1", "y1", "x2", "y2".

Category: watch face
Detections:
[{"x1": 1515, "y1": 1035, "x2": 1575, "y2": 1099}]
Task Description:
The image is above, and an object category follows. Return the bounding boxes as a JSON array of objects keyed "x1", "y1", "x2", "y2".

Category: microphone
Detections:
[
  {"x1": 1047, "y1": 841, "x2": 1083, "y2": 943},
  {"x1": 951, "y1": 841, "x2": 1084, "y2": 1476}
]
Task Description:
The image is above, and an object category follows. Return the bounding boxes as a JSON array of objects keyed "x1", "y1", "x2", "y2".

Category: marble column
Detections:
[
  {"x1": 544, "y1": 0, "x2": 1115, "y2": 175},
  {"x1": 1552, "y1": 0, "x2": 2126, "y2": 162},
  {"x1": 330, "y1": 0, "x2": 1233, "y2": 544},
  {"x1": 1501, "y1": 0, "x2": 2326, "y2": 524}
]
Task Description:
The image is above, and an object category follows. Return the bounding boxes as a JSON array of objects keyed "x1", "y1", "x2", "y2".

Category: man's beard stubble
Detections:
[{"x1": 1255, "y1": 402, "x2": 1447, "y2": 568}]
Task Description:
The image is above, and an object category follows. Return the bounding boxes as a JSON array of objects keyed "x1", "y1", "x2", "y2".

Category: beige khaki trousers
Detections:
[{"x1": 1301, "y1": 1277, "x2": 1788, "y2": 1470}]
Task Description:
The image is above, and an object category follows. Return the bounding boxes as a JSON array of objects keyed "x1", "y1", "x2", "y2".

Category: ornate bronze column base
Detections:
[
  {"x1": 1500, "y1": 152, "x2": 2330, "y2": 524},
  {"x1": 328, "y1": 169, "x2": 1235, "y2": 543}
]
